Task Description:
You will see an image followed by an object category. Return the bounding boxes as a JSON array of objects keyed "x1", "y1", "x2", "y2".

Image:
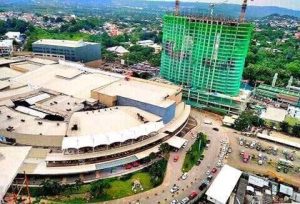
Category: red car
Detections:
[
  {"x1": 211, "y1": 167, "x2": 218, "y2": 173},
  {"x1": 188, "y1": 191, "x2": 198, "y2": 200},
  {"x1": 125, "y1": 164, "x2": 133, "y2": 169},
  {"x1": 132, "y1": 162, "x2": 140, "y2": 167},
  {"x1": 173, "y1": 155, "x2": 179, "y2": 162}
]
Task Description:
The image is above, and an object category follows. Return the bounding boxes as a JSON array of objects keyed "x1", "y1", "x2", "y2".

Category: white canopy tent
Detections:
[
  {"x1": 165, "y1": 136, "x2": 188, "y2": 149},
  {"x1": 62, "y1": 121, "x2": 164, "y2": 150}
]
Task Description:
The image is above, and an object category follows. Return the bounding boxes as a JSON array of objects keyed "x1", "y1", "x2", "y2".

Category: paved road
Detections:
[{"x1": 103, "y1": 109, "x2": 227, "y2": 204}]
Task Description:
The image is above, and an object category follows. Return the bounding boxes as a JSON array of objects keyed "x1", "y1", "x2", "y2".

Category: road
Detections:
[{"x1": 103, "y1": 109, "x2": 227, "y2": 204}]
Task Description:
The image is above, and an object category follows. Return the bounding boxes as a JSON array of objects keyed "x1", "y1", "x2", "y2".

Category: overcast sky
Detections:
[{"x1": 154, "y1": 0, "x2": 300, "y2": 10}]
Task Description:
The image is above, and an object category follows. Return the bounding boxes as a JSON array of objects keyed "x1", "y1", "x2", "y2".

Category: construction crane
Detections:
[
  {"x1": 209, "y1": 0, "x2": 228, "y2": 17},
  {"x1": 175, "y1": 0, "x2": 180, "y2": 16},
  {"x1": 239, "y1": 0, "x2": 254, "y2": 22}
]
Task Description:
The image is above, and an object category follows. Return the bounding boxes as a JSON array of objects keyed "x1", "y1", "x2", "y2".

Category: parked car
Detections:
[
  {"x1": 207, "y1": 174, "x2": 213, "y2": 181},
  {"x1": 170, "y1": 199, "x2": 179, "y2": 204},
  {"x1": 196, "y1": 160, "x2": 201, "y2": 166},
  {"x1": 199, "y1": 182, "x2": 208, "y2": 191},
  {"x1": 213, "y1": 127, "x2": 219, "y2": 131},
  {"x1": 180, "y1": 197, "x2": 189, "y2": 204},
  {"x1": 206, "y1": 170, "x2": 211, "y2": 175},
  {"x1": 170, "y1": 184, "x2": 180, "y2": 193},
  {"x1": 125, "y1": 164, "x2": 133, "y2": 169},
  {"x1": 182, "y1": 141, "x2": 188, "y2": 149},
  {"x1": 173, "y1": 155, "x2": 179, "y2": 162},
  {"x1": 188, "y1": 192, "x2": 198, "y2": 200},
  {"x1": 132, "y1": 162, "x2": 140, "y2": 167},
  {"x1": 181, "y1": 172, "x2": 188, "y2": 180},
  {"x1": 211, "y1": 167, "x2": 218, "y2": 173}
]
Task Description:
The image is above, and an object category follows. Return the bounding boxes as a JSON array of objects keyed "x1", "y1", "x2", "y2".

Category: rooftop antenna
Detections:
[
  {"x1": 209, "y1": 0, "x2": 228, "y2": 17},
  {"x1": 175, "y1": 0, "x2": 180, "y2": 16},
  {"x1": 239, "y1": 0, "x2": 254, "y2": 22}
]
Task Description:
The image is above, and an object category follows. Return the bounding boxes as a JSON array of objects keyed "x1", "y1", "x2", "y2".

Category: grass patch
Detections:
[
  {"x1": 182, "y1": 133, "x2": 207, "y2": 172},
  {"x1": 104, "y1": 172, "x2": 153, "y2": 200},
  {"x1": 49, "y1": 172, "x2": 153, "y2": 203},
  {"x1": 37, "y1": 159, "x2": 168, "y2": 204}
]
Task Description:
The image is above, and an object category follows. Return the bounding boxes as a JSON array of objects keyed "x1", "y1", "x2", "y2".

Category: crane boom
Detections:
[
  {"x1": 239, "y1": 0, "x2": 253, "y2": 22},
  {"x1": 209, "y1": 0, "x2": 228, "y2": 17},
  {"x1": 175, "y1": 0, "x2": 180, "y2": 16}
]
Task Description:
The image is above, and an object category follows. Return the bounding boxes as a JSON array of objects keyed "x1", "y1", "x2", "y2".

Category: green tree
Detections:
[
  {"x1": 149, "y1": 152, "x2": 156, "y2": 161},
  {"x1": 280, "y1": 121, "x2": 289, "y2": 133},
  {"x1": 159, "y1": 143, "x2": 171, "y2": 156},
  {"x1": 148, "y1": 159, "x2": 167, "y2": 187},
  {"x1": 292, "y1": 124, "x2": 300, "y2": 137},
  {"x1": 102, "y1": 50, "x2": 118, "y2": 62},
  {"x1": 40, "y1": 179, "x2": 63, "y2": 196},
  {"x1": 90, "y1": 180, "x2": 111, "y2": 198},
  {"x1": 234, "y1": 111, "x2": 263, "y2": 131}
]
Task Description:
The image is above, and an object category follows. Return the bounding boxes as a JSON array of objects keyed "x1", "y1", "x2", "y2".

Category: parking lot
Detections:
[{"x1": 226, "y1": 130, "x2": 300, "y2": 187}]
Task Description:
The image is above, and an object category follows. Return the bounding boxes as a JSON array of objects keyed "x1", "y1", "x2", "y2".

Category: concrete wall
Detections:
[
  {"x1": 91, "y1": 91, "x2": 117, "y2": 107},
  {"x1": 117, "y1": 96, "x2": 176, "y2": 124},
  {"x1": 168, "y1": 91, "x2": 182, "y2": 105}
]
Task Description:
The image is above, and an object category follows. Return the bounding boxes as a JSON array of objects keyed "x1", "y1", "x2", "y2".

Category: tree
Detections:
[
  {"x1": 292, "y1": 124, "x2": 300, "y2": 137},
  {"x1": 280, "y1": 121, "x2": 289, "y2": 133},
  {"x1": 90, "y1": 180, "x2": 110, "y2": 198},
  {"x1": 159, "y1": 143, "x2": 171, "y2": 156},
  {"x1": 234, "y1": 111, "x2": 264, "y2": 131},
  {"x1": 148, "y1": 159, "x2": 167, "y2": 187},
  {"x1": 102, "y1": 50, "x2": 118, "y2": 62},
  {"x1": 149, "y1": 152, "x2": 156, "y2": 161},
  {"x1": 40, "y1": 179, "x2": 63, "y2": 196}
]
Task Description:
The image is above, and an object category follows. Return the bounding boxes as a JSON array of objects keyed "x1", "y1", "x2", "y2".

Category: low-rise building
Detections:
[
  {"x1": 32, "y1": 39, "x2": 101, "y2": 63},
  {"x1": 107, "y1": 46, "x2": 129, "y2": 56},
  {"x1": 0, "y1": 40, "x2": 13, "y2": 56}
]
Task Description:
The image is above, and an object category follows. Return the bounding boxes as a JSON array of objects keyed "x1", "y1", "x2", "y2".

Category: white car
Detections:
[
  {"x1": 170, "y1": 185, "x2": 180, "y2": 193},
  {"x1": 181, "y1": 197, "x2": 190, "y2": 204},
  {"x1": 181, "y1": 172, "x2": 188, "y2": 180},
  {"x1": 170, "y1": 199, "x2": 179, "y2": 204},
  {"x1": 206, "y1": 170, "x2": 211, "y2": 175},
  {"x1": 182, "y1": 141, "x2": 188, "y2": 148}
]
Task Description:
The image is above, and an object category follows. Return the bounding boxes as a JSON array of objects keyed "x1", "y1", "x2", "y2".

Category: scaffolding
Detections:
[{"x1": 160, "y1": 14, "x2": 253, "y2": 113}]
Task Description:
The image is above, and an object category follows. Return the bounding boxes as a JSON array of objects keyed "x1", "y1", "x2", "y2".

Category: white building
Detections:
[
  {"x1": 137, "y1": 40, "x2": 154, "y2": 46},
  {"x1": 287, "y1": 106, "x2": 300, "y2": 119},
  {"x1": 5, "y1": 32, "x2": 21, "y2": 43},
  {"x1": 107, "y1": 46, "x2": 129, "y2": 56},
  {"x1": 0, "y1": 40, "x2": 13, "y2": 56},
  {"x1": 206, "y1": 165, "x2": 242, "y2": 204},
  {"x1": 137, "y1": 40, "x2": 162, "y2": 54}
]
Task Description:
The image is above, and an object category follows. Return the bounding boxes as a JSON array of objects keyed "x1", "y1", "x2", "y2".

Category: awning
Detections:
[
  {"x1": 62, "y1": 121, "x2": 164, "y2": 150},
  {"x1": 165, "y1": 136, "x2": 188, "y2": 149}
]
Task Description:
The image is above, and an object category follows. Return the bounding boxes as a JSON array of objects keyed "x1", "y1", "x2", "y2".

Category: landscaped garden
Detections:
[
  {"x1": 29, "y1": 159, "x2": 168, "y2": 203},
  {"x1": 182, "y1": 132, "x2": 207, "y2": 172}
]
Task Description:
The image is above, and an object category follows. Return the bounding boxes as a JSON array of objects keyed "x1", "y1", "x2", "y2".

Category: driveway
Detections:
[{"x1": 102, "y1": 109, "x2": 226, "y2": 204}]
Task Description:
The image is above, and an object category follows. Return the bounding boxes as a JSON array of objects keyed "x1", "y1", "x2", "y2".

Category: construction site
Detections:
[{"x1": 160, "y1": 0, "x2": 253, "y2": 114}]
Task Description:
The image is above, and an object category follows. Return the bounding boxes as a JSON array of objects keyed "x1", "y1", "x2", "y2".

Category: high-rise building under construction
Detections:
[{"x1": 160, "y1": 13, "x2": 253, "y2": 114}]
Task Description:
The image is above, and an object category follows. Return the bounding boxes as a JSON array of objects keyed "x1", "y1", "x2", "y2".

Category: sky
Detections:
[{"x1": 155, "y1": 0, "x2": 300, "y2": 10}]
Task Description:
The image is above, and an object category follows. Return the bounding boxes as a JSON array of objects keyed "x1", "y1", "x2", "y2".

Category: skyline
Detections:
[{"x1": 150, "y1": 0, "x2": 300, "y2": 11}]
